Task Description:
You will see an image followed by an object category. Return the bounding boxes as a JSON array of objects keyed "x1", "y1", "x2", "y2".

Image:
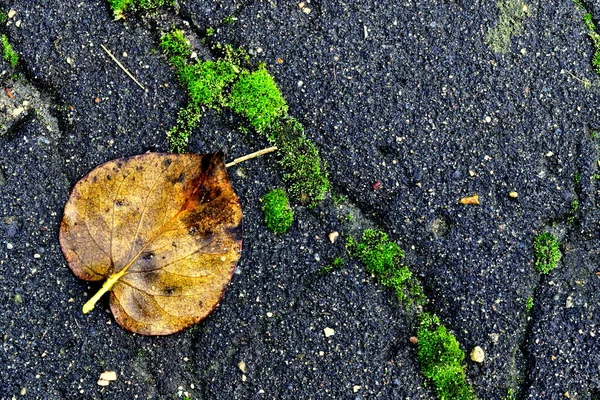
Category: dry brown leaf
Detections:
[
  {"x1": 458, "y1": 194, "x2": 479, "y2": 205},
  {"x1": 59, "y1": 152, "x2": 242, "y2": 335}
]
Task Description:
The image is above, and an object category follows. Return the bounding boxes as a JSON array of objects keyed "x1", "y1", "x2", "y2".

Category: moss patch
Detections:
[
  {"x1": 268, "y1": 118, "x2": 329, "y2": 205},
  {"x1": 577, "y1": 4, "x2": 600, "y2": 75},
  {"x1": 261, "y1": 189, "x2": 294, "y2": 233},
  {"x1": 417, "y1": 313, "x2": 475, "y2": 400},
  {"x1": 486, "y1": 0, "x2": 529, "y2": 53},
  {"x1": 349, "y1": 229, "x2": 424, "y2": 305},
  {"x1": 107, "y1": 0, "x2": 174, "y2": 19},
  {"x1": 1, "y1": 34, "x2": 18, "y2": 68},
  {"x1": 166, "y1": 103, "x2": 200, "y2": 153},
  {"x1": 159, "y1": 29, "x2": 329, "y2": 204},
  {"x1": 229, "y1": 65, "x2": 288, "y2": 133},
  {"x1": 533, "y1": 232, "x2": 561, "y2": 274}
]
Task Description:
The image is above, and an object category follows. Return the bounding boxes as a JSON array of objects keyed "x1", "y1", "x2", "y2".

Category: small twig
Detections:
[
  {"x1": 226, "y1": 146, "x2": 278, "y2": 168},
  {"x1": 100, "y1": 44, "x2": 146, "y2": 91}
]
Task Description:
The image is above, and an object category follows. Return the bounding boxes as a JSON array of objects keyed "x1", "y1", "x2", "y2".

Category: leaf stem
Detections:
[
  {"x1": 82, "y1": 269, "x2": 127, "y2": 314},
  {"x1": 225, "y1": 146, "x2": 278, "y2": 168}
]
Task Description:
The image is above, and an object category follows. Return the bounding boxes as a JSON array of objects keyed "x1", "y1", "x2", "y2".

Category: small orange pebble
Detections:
[
  {"x1": 94, "y1": 97, "x2": 101, "y2": 103},
  {"x1": 5, "y1": 87, "x2": 14, "y2": 99},
  {"x1": 277, "y1": 57, "x2": 283, "y2": 64},
  {"x1": 409, "y1": 336, "x2": 418, "y2": 345},
  {"x1": 459, "y1": 194, "x2": 479, "y2": 205}
]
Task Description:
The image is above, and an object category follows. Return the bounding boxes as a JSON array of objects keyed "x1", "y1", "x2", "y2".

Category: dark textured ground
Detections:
[{"x1": 1, "y1": 0, "x2": 600, "y2": 399}]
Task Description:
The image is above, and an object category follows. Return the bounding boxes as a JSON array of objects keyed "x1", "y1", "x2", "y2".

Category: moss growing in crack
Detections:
[
  {"x1": 179, "y1": 60, "x2": 238, "y2": 109},
  {"x1": 166, "y1": 103, "x2": 200, "y2": 153},
  {"x1": 160, "y1": 30, "x2": 191, "y2": 61},
  {"x1": 486, "y1": 0, "x2": 529, "y2": 53},
  {"x1": 583, "y1": 12, "x2": 600, "y2": 74},
  {"x1": 525, "y1": 296, "x2": 534, "y2": 313},
  {"x1": 107, "y1": 0, "x2": 174, "y2": 19},
  {"x1": 229, "y1": 64, "x2": 288, "y2": 133},
  {"x1": 533, "y1": 232, "x2": 561, "y2": 274},
  {"x1": 348, "y1": 229, "x2": 424, "y2": 305},
  {"x1": 261, "y1": 189, "x2": 294, "y2": 233},
  {"x1": 1, "y1": 34, "x2": 18, "y2": 68},
  {"x1": 268, "y1": 118, "x2": 329, "y2": 205},
  {"x1": 0, "y1": 10, "x2": 7, "y2": 24},
  {"x1": 417, "y1": 313, "x2": 475, "y2": 400},
  {"x1": 159, "y1": 30, "x2": 329, "y2": 204}
]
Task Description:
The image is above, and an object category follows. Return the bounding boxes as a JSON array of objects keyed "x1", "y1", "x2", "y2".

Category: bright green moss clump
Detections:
[
  {"x1": 229, "y1": 65, "x2": 288, "y2": 133},
  {"x1": 533, "y1": 232, "x2": 561, "y2": 274},
  {"x1": 1, "y1": 34, "x2": 18, "y2": 68},
  {"x1": 179, "y1": 60, "x2": 238, "y2": 108},
  {"x1": 261, "y1": 189, "x2": 294, "y2": 233},
  {"x1": 159, "y1": 30, "x2": 191, "y2": 61},
  {"x1": 349, "y1": 229, "x2": 424, "y2": 304},
  {"x1": 417, "y1": 313, "x2": 475, "y2": 400}
]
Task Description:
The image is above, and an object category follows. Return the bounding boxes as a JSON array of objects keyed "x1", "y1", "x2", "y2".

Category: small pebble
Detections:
[
  {"x1": 459, "y1": 194, "x2": 479, "y2": 205},
  {"x1": 7, "y1": 243, "x2": 13, "y2": 250},
  {"x1": 8, "y1": 9, "x2": 16, "y2": 18},
  {"x1": 470, "y1": 346, "x2": 485, "y2": 363},
  {"x1": 324, "y1": 327, "x2": 335, "y2": 337},
  {"x1": 509, "y1": 191, "x2": 518, "y2": 198},
  {"x1": 99, "y1": 371, "x2": 117, "y2": 381},
  {"x1": 15, "y1": 20, "x2": 21, "y2": 28},
  {"x1": 409, "y1": 336, "x2": 418, "y2": 345},
  {"x1": 34, "y1": 253, "x2": 41, "y2": 259},
  {"x1": 302, "y1": 7, "x2": 312, "y2": 14},
  {"x1": 353, "y1": 385, "x2": 361, "y2": 393},
  {"x1": 238, "y1": 361, "x2": 246, "y2": 373},
  {"x1": 328, "y1": 231, "x2": 339, "y2": 243},
  {"x1": 20, "y1": 388, "x2": 26, "y2": 395}
]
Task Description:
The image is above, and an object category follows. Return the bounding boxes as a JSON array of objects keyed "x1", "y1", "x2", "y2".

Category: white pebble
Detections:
[
  {"x1": 6, "y1": 243, "x2": 13, "y2": 250},
  {"x1": 324, "y1": 327, "x2": 335, "y2": 337},
  {"x1": 8, "y1": 9, "x2": 16, "y2": 18},
  {"x1": 470, "y1": 346, "x2": 485, "y2": 363},
  {"x1": 99, "y1": 371, "x2": 117, "y2": 381}
]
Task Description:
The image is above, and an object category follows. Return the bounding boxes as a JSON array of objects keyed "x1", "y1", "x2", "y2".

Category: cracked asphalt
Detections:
[{"x1": 1, "y1": 0, "x2": 600, "y2": 399}]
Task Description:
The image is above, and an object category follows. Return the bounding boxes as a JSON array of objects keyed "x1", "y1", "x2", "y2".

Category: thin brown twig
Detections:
[
  {"x1": 100, "y1": 44, "x2": 146, "y2": 91},
  {"x1": 226, "y1": 146, "x2": 278, "y2": 168}
]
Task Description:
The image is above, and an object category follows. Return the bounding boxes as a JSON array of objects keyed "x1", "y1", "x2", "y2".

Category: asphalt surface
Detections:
[{"x1": 1, "y1": 0, "x2": 600, "y2": 399}]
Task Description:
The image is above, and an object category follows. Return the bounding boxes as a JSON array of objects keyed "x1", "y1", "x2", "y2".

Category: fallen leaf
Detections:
[
  {"x1": 459, "y1": 194, "x2": 479, "y2": 205},
  {"x1": 59, "y1": 152, "x2": 242, "y2": 335}
]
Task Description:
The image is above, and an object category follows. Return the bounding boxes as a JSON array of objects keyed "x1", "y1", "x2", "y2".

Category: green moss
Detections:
[
  {"x1": 486, "y1": 0, "x2": 529, "y2": 53},
  {"x1": 159, "y1": 31, "x2": 329, "y2": 206},
  {"x1": 160, "y1": 30, "x2": 191, "y2": 60},
  {"x1": 206, "y1": 27, "x2": 215, "y2": 37},
  {"x1": 533, "y1": 232, "x2": 561, "y2": 274},
  {"x1": 578, "y1": 8, "x2": 600, "y2": 75},
  {"x1": 349, "y1": 229, "x2": 423, "y2": 304},
  {"x1": 166, "y1": 103, "x2": 201, "y2": 153},
  {"x1": 107, "y1": 0, "x2": 174, "y2": 19},
  {"x1": 417, "y1": 313, "x2": 475, "y2": 400},
  {"x1": 268, "y1": 118, "x2": 329, "y2": 205},
  {"x1": 1, "y1": 35, "x2": 18, "y2": 68},
  {"x1": 525, "y1": 296, "x2": 534, "y2": 313},
  {"x1": 179, "y1": 60, "x2": 237, "y2": 109},
  {"x1": 261, "y1": 189, "x2": 294, "y2": 233},
  {"x1": 0, "y1": 10, "x2": 7, "y2": 24},
  {"x1": 319, "y1": 257, "x2": 344, "y2": 275},
  {"x1": 229, "y1": 65, "x2": 288, "y2": 133},
  {"x1": 567, "y1": 198, "x2": 579, "y2": 224}
]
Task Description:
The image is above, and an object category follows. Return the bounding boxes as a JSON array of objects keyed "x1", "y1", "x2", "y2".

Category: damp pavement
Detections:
[{"x1": 1, "y1": 1, "x2": 600, "y2": 399}]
